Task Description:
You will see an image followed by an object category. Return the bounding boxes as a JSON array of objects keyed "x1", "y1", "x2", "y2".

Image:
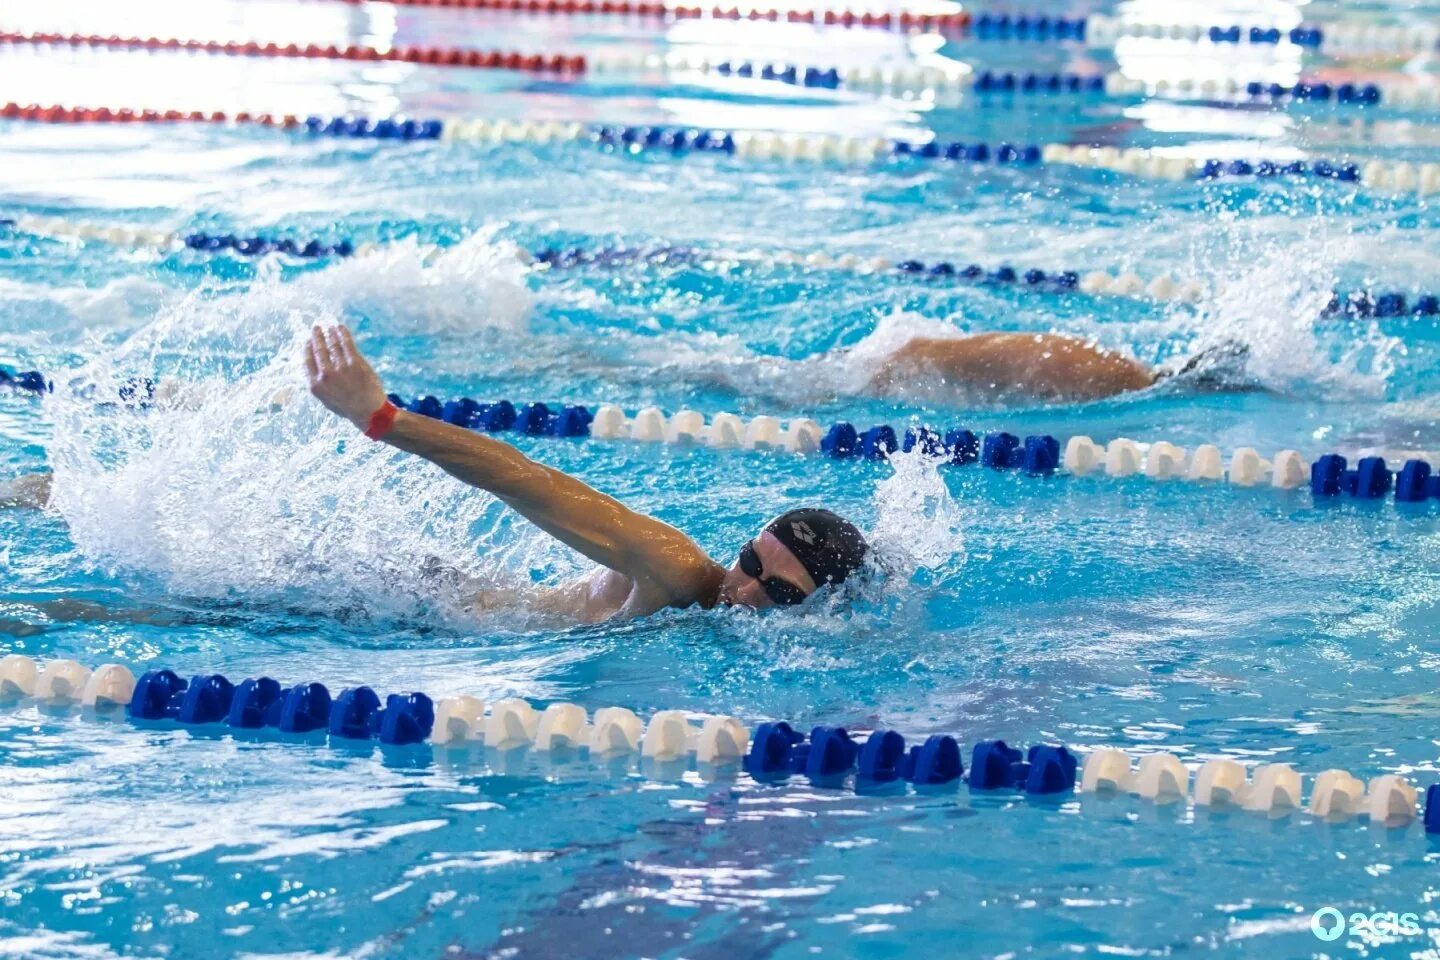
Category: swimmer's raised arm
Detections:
[{"x1": 304, "y1": 325, "x2": 716, "y2": 601}]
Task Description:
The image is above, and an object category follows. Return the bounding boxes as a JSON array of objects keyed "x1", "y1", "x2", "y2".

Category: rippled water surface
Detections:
[{"x1": 4, "y1": 0, "x2": 1440, "y2": 957}]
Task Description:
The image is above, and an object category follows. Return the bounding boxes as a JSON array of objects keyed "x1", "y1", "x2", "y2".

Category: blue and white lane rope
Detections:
[
  {"x1": 945, "y1": 12, "x2": 1435, "y2": 59},
  {"x1": 593, "y1": 54, "x2": 1418, "y2": 111},
  {"x1": 363, "y1": 394, "x2": 1440, "y2": 508},
  {"x1": 14, "y1": 213, "x2": 1440, "y2": 315},
  {"x1": 11, "y1": 104, "x2": 1440, "y2": 197},
  {"x1": 394, "y1": 396, "x2": 1440, "y2": 508},
  {"x1": 292, "y1": 120, "x2": 1440, "y2": 197},
  {"x1": 4, "y1": 371, "x2": 1440, "y2": 510},
  {"x1": 1080, "y1": 15, "x2": 1437, "y2": 57},
  {"x1": 1, "y1": 214, "x2": 1202, "y2": 306},
  {"x1": 1, "y1": 654, "x2": 1434, "y2": 831}
]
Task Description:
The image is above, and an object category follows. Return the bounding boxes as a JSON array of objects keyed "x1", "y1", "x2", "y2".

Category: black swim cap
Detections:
[
  {"x1": 1159, "y1": 340, "x2": 1263, "y2": 393},
  {"x1": 764, "y1": 508, "x2": 869, "y2": 590}
]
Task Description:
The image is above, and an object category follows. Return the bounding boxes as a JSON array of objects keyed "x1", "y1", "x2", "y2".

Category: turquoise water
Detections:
[{"x1": 5, "y1": 1, "x2": 1440, "y2": 957}]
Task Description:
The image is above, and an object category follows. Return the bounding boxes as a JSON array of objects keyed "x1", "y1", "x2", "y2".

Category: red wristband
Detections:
[{"x1": 363, "y1": 400, "x2": 400, "y2": 441}]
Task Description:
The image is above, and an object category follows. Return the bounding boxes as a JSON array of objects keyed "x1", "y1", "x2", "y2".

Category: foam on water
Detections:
[{"x1": 290, "y1": 228, "x2": 536, "y2": 337}]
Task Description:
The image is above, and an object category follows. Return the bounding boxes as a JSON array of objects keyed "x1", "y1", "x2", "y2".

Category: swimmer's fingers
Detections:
[
  {"x1": 334, "y1": 325, "x2": 379, "y2": 379},
  {"x1": 303, "y1": 335, "x2": 320, "y2": 382},
  {"x1": 337, "y1": 324, "x2": 360, "y2": 362},
  {"x1": 307, "y1": 325, "x2": 336, "y2": 373},
  {"x1": 323, "y1": 325, "x2": 349, "y2": 369}
]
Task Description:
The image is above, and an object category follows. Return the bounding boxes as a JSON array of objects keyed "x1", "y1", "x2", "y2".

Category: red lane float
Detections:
[
  {"x1": 332, "y1": 0, "x2": 972, "y2": 33},
  {"x1": 0, "y1": 31, "x2": 586, "y2": 74}
]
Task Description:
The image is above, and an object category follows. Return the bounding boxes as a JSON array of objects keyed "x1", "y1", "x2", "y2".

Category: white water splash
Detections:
[
  {"x1": 867, "y1": 445, "x2": 968, "y2": 581},
  {"x1": 285, "y1": 228, "x2": 536, "y2": 337},
  {"x1": 0, "y1": 274, "x2": 176, "y2": 338},
  {"x1": 42, "y1": 232, "x2": 562, "y2": 628},
  {"x1": 1176, "y1": 239, "x2": 1399, "y2": 398}
]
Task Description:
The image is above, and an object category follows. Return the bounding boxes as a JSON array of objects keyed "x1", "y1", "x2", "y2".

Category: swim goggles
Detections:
[{"x1": 738, "y1": 540, "x2": 810, "y2": 606}]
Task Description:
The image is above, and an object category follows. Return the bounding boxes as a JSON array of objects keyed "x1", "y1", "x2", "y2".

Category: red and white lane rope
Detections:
[{"x1": 0, "y1": 31, "x2": 586, "y2": 74}]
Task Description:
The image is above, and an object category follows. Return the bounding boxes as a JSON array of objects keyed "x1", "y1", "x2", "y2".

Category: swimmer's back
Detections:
[{"x1": 869, "y1": 332, "x2": 1156, "y2": 402}]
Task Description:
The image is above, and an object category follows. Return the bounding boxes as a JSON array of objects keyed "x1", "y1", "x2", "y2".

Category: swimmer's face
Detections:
[{"x1": 718, "y1": 530, "x2": 817, "y2": 610}]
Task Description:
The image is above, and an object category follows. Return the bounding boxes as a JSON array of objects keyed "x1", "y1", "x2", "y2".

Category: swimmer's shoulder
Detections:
[{"x1": 598, "y1": 551, "x2": 724, "y2": 619}]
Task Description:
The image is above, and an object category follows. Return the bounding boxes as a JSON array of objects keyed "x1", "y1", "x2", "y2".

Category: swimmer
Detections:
[
  {"x1": 864, "y1": 332, "x2": 1156, "y2": 403},
  {"x1": 860, "y1": 333, "x2": 1256, "y2": 403},
  {"x1": 303, "y1": 324, "x2": 868, "y2": 621},
  {"x1": 648, "y1": 325, "x2": 1254, "y2": 407}
]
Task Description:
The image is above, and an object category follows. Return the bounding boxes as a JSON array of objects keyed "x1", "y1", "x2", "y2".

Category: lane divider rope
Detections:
[
  {"x1": 1, "y1": 214, "x2": 1199, "y2": 306},
  {"x1": 0, "y1": 32, "x2": 585, "y2": 74},
  {"x1": 6, "y1": 367, "x2": 1440, "y2": 507},
  {"x1": 1, "y1": 655, "x2": 1434, "y2": 831},
  {"x1": 1082, "y1": 15, "x2": 1438, "y2": 57},
  {"x1": 10, "y1": 214, "x2": 1440, "y2": 315},
  {"x1": 335, "y1": 0, "x2": 975, "y2": 34},
  {"x1": 323, "y1": 0, "x2": 1435, "y2": 59},
  {"x1": 387, "y1": 397, "x2": 1440, "y2": 507},
  {"x1": 8, "y1": 104, "x2": 1434, "y2": 197},
  {"x1": 586, "y1": 55, "x2": 1411, "y2": 111}
]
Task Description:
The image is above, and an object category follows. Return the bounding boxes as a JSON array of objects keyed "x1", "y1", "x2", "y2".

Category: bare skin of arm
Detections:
[
  {"x1": 305, "y1": 325, "x2": 725, "y2": 620},
  {"x1": 869, "y1": 333, "x2": 1158, "y2": 403},
  {"x1": 0, "y1": 472, "x2": 52, "y2": 509}
]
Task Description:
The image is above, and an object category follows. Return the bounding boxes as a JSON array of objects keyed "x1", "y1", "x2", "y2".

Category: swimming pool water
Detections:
[{"x1": 5, "y1": 0, "x2": 1440, "y2": 956}]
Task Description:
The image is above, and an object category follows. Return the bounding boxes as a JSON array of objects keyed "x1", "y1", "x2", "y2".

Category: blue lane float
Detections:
[
  {"x1": 971, "y1": 14, "x2": 1089, "y2": 40},
  {"x1": 819, "y1": 421, "x2": 1058, "y2": 472},
  {"x1": 1243, "y1": 80, "x2": 1381, "y2": 105},
  {"x1": 301, "y1": 116, "x2": 443, "y2": 140},
  {"x1": 127, "y1": 670, "x2": 434, "y2": 745},
  {"x1": 182, "y1": 232, "x2": 355, "y2": 259},
  {"x1": 0, "y1": 368, "x2": 51, "y2": 394},
  {"x1": 1324, "y1": 291, "x2": 1440, "y2": 318},
  {"x1": 1198, "y1": 158, "x2": 1362, "y2": 182}
]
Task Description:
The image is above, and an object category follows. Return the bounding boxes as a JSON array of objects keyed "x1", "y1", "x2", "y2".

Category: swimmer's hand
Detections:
[{"x1": 304, "y1": 324, "x2": 389, "y2": 430}]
